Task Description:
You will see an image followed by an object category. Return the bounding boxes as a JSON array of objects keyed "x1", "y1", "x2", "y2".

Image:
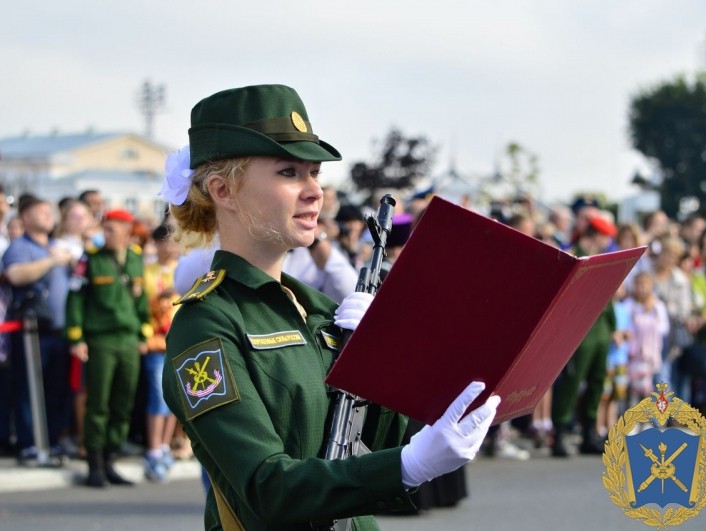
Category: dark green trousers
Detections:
[
  {"x1": 552, "y1": 328, "x2": 611, "y2": 427},
  {"x1": 84, "y1": 333, "x2": 140, "y2": 451}
]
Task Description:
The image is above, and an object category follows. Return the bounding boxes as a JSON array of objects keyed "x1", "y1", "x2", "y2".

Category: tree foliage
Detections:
[
  {"x1": 350, "y1": 128, "x2": 436, "y2": 204},
  {"x1": 495, "y1": 141, "x2": 541, "y2": 197},
  {"x1": 629, "y1": 73, "x2": 706, "y2": 217}
]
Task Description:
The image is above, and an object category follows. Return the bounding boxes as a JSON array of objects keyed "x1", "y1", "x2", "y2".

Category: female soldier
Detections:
[{"x1": 161, "y1": 84, "x2": 499, "y2": 531}]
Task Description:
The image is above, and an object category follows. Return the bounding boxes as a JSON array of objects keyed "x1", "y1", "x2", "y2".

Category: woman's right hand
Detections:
[{"x1": 400, "y1": 381, "x2": 500, "y2": 488}]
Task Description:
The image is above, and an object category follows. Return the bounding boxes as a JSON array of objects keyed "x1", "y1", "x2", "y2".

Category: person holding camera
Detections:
[{"x1": 2, "y1": 194, "x2": 73, "y2": 463}]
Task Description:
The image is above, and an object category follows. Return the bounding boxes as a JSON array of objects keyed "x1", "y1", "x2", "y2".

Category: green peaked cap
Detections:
[{"x1": 188, "y1": 84, "x2": 341, "y2": 169}]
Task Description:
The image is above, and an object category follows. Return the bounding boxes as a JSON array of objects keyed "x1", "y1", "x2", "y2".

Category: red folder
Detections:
[{"x1": 325, "y1": 196, "x2": 645, "y2": 425}]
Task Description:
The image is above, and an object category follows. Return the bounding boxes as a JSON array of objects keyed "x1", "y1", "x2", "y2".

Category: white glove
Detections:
[
  {"x1": 334, "y1": 291, "x2": 374, "y2": 331},
  {"x1": 401, "y1": 381, "x2": 500, "y2": 488}
]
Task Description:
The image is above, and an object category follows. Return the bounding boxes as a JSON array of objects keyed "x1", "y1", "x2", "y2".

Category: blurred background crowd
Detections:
[{"x1": 2, "y1": 174, "x2": 706, "y2": 509}]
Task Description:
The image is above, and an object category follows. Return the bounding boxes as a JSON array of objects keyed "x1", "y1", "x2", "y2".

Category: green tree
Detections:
[
  {"x1": 350, "y1": 128, "x2": 436, "y2": 204},
  {"x1": 628, "y1": 73, "x2": 706, "y2": 217},
  {"x1": 494, "y1": 141, "x2": 541, "y2": 198}
]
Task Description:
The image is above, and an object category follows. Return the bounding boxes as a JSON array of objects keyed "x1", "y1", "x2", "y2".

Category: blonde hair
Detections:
[
  {"x1": 170, "y1": 157, "x2": 250, "y2": 251},
  {"x1": 659, "y1": 235, "x2": 685, "y2": 257}
]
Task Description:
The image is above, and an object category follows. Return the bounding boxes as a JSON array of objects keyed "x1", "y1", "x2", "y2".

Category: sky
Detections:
[{"x1": 2, "y1": 1, "x2": 705, "y2": 204}]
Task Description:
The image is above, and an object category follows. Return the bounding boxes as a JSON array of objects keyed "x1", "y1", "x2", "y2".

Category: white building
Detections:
[{"x1": 0, "y1": 131, "x2": 171, "y2": 221}]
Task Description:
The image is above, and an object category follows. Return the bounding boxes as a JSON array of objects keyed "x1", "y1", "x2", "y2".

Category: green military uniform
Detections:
[
  {"x1": 552, "y1": 301, "x2": 617, "y2": 427},
  {"x1": 552, "y1": 244, "x2": 617, "y2": 454},
  {"x1": 66, "y1": 244, "x2": 151, "y2": 452},
  {"x1": 163, "y1": 251, "x2": 413, "y2": 531}
]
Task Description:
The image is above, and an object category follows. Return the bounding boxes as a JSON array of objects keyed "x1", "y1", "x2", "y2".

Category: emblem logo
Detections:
[
  {"x1": 174, "y1": 338, "x2": 239, "y2": 420},
  {"x1": 505, "y1": 385, "x2": 537, "y2": 406},
  {"x1": 291, "y1": 111, "x2": 308, "y2": 133},
  {"x1": 603, "y1": 383, "x2": 706, "y2": 527},
  {"x1": 321, "y1": 331, "x2": 341, "y2": 351}
]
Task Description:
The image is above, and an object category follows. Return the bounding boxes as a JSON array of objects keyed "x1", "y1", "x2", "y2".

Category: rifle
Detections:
[{"x1": 311, "y1": 194, "x2": 396, "y2": 531}]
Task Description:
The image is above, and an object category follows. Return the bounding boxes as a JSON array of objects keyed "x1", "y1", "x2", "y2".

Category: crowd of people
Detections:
[
  {"x1": 1, "y1": 139, "x2": 706, "y2": 513},
  {"x1": 0, "y1": 186, "x2": 184, "y2": 485}
]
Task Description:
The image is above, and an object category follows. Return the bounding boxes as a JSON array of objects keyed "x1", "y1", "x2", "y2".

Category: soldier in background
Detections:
[
  {"x1": 66, "y1": 209, "x2": 151, "y2": 487},
  {"x1": 552, "y1": 216, "x2": 618, "y2": 457}
]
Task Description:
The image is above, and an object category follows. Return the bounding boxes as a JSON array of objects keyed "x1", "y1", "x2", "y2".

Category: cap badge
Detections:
[{"x1": 291, "y1": 111, "x2": 308, "y2": 133}]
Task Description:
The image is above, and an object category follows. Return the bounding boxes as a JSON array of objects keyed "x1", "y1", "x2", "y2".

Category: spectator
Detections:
[
  {"x1": 7, "y1": 216, "x2": 24, "y2": 240},
  {"x1": 3, "y1": 194, "x2": 73, "y2": 463},
  {"x1": 642, "y1": 210, "x2": 670, "y2": 248},
  {"x1": 597, "y1": 283, "x2": 632, "y2": 436},
  {"x1": 142, "y1": 224, "x2": 179, "y2": 482},
  {"x1": 626, "y1": 272, "x2": 669, "y2": 405},
  {"x1": 651, "y1": 236, "x2": 694, "y2": 401},
  {"x1": 547, "y1": 203, "x2": 573, "y2": 249},
  {"x1": 616, "y1": 223, "x2": 651, "y2": 291},
  {"x1": 53, "y1": 199, "x2": 93, "y2": 264},
  {"x1": 0, "y1": 185, "x2": 11, "y2": 256},
  {"x1": 78, "y1": 190, "x2": 106, "y2": 223},
  {"x1": 335, "y1": 203, "x2": 367, "y2": 269},
  {"x1": 50, "y1": 198, "x2": 95, "y2": 457},
  {"x1": 78, "y1": 190, "x2": 106, "y2": 248},
  {"x1": 680, "y1": 214, "x2": 706, "y2": 269}
]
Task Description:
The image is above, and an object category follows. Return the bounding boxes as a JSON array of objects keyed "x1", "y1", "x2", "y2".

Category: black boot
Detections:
[
  {"x1": 551, "y1": 425, "x2": 571, "y2": 458},
  {"x1": 579, "y1": 423, "x2": 605, "y2": 455},
  {"x1": 86, "y1": 450, "x2": 108, "y2": 488},
  {"x1": 104, "y1": 450, "x2": 134, "y2": 486}
]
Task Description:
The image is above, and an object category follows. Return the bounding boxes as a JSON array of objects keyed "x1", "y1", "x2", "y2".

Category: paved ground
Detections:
[
  {"x1": 2, "y1": 448, "x2": 706, "y2": 530},
  {"x1": 0, "y1": 452, "x2": 202, "y2": 493}
]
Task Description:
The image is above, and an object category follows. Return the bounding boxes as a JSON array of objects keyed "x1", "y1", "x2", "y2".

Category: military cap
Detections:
[
  {"x1": 104, "y1": 209, "x2": 135, "y2": 223},
  {"x1": 587, "y1": 215, "x2": 617, "y2": 237},
  {"x1": 189, "y1": 84, "x2": 341, "y2": 169}
]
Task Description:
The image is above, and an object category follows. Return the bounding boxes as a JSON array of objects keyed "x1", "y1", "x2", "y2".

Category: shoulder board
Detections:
[
  {"x1": 86, "y1": 245, "x2": 99, "y2": 255},
  {"x1": 174, "y1": 269, "x2": 226, "y2": 305},
  {"x1": 130, "y1": 244, "x2": 143, "y2": 255}
]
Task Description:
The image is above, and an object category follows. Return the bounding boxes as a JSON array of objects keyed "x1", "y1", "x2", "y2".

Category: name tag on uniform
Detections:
[
  {"x1": 246, "y1": 330, "x2": 306, "y2": 350},
  {"x1": 321, "y1": 331, "x2": 341, "y2": 351}
]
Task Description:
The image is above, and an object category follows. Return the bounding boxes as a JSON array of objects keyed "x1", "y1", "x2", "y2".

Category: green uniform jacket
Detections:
[
  {"x1": 65, "y1": 245, "x2": 151, "y2": 343},
  {"x1": 163, "y1": 251, "x2": 413, "y2": 531}
]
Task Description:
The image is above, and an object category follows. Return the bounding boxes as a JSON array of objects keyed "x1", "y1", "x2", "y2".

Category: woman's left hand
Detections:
[{"x1": 334, "y1": 292, "x2": 374, "y2": 331}]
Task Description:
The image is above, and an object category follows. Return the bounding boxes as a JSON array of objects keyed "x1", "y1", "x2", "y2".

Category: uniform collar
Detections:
[
  {"x1": 212, "y1": 250, "x2": 337, "y2": 314},
  {"x1": 212, "y1": 250, "x2": 281, "y2": 290}
]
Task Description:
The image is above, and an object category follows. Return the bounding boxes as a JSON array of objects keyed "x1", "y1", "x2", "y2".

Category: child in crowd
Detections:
[
  {"x1": 598, "y1": 283, "x2": 631, "y2": 436},
  {"x1": 626, "y1": 272, "x2": 670, "y2": 405},
  {"x1": 143, "y1": 289, "x2": 178, "y2": 482}
]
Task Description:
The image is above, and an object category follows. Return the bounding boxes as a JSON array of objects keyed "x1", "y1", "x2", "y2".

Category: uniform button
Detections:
[
  {"x1": 376, "y1": 500, "x2": 388, "y2": 510},
  {"x1": 393, "y1": 497, "x2": 404, "y2": 505}
]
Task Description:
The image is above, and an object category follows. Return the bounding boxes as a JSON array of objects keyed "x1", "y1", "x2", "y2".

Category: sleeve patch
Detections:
[
  {"x1": 320, "y1": 331, "x2": 341, "y2": 351},
  {"x1": 173, "y1": 337, "x2": 240, "y2": 421}
]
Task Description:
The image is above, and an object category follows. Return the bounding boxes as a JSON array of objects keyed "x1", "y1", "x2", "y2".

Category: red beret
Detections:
[
  {"x1": 588, "y1": 215, "x2": 616, "y2": 237},
  {"x1": 104, "y1": 209, "x2": 135, "y2": 223}
]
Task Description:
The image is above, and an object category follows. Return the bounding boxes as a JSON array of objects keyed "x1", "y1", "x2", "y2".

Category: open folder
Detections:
[{"x1": 325, "y1": 196, "x2": 645, "y2": 426}]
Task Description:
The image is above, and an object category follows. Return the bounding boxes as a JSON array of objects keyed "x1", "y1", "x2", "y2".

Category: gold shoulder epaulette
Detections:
[
  {"x1": 86, "y1": 244, "x2": 99, "y2": 254},
  {"x1": 174, "y1": 269, "x2": 227, "y2": 305},
  {"x1": 130, "y1": 244, "x2": 143, "y2": 255}
]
